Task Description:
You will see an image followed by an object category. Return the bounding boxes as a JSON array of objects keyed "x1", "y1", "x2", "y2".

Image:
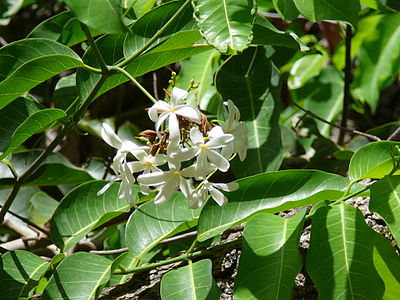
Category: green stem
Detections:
[
  {"x1": 113, "y1": 239, "x2": 241, "y2": 275},
  {"x1": 338, "y1": 24, "x2": 353, "y2": 145},
  {"x1": 110, "y1": 66, "x2": 157, "y2": 103},
  {"x1": 334, "y1": 185, "x2": 369, "y2": 204},
  {"x1": 82, "y1": 64, "x2": 103, "y2": 73},
  {"x1": 80, "y1": 23, "x2": 109, "y2": 74},
  {"x1": 116, "y1": 0, "x2": 191, "y2": 68}
]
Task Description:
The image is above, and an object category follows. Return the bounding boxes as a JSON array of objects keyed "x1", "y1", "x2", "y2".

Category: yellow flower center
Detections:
[
  {"x1": 200, "y1": 144, "x2": 208, "y2": 151},
  {"x1": 172, "y1": 170, "x2": 181, "y2": 176},
  {"x1": 145, "y1": 161, "x2": 153, "y2": 168},
  {"x1": 169, "y1": 106, "x2": 176, "y2": 113}
]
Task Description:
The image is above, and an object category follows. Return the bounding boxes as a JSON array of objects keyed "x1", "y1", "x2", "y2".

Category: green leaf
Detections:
[
  {"x1": 160, "y1": 259, "x2": 220, "y2": 300},
  {"x1": 0, "y1": 38, "x2": 83, "y2": 109},
  {"x1": 42, "y1": 252, "x2": 112, "y2": 300},
  {"x1": 124, "y1": 192, "x2": 200, "y2": 268},
  {"x1": 293, "y1": 0, "x2": 360, "y2": 27},
  {"x1": 0, "y1": 0, "x2": 23, "y2": 25},
  {"x1": 54, "y1": 72, "x2": 78, "y2": 111},
  {"x1": 28, "y1": 192, "x2": 58, "y2": 226},
  {"x1": 197, "y1": 170, "x2": 351, "y2": 241},
  {"x1": 370, "y1": 176, "x2": 400, "y2": 246},
  {"x1": 51, "y1": 181, "x2": 131, "y2": 251},
  {"x1": 0, "y1": 99, "x2": 65, "y2": 162},
  {"x1": 373, "y1": 232, "x2": 400, "y2": 300},
  {"x1": 192, "y1": 0, "x2": 256, "y2": 53},
  {"x1": 377, "y1": 0, "x2": 400, "y2": 11},
  {"x1": 64, "y1": 0, "x2": 126, "y2": 33},
  {"x1": 251, "y1": 16, "x2": 307, "y2": 50},
  {"x1": 216, "y1": 47, "x2": 282, "y2": 177},
  {"x1": 0, "y1": 150, "x2": 95, "y2": 188},
  {"x1": 234, "y1": 210, "x2": 305, "y2": 299},
  {"x1": 292, "y1": 67, "x2": 344, "y2": 136},
  {"x1": 348, "y1": 141, "x2": 400, "y2": 181},
  {"x1": 125, "y1": 0, "x2": 157, "y2": 18},
  {"x1": 352, "y1": 13, "x2": 400, "y2": 113},
  {"x1": 0, "y1": 250, "x2": 49, "y2": 299},
  {"x1": 273, "y1": 0, "x2": 299, "y2": 20},
  {"x1": 28, "y1": 11, "x2": 99, "y2": 46},
  {"x1": 123, "y1": 1, "x2": 196, "y2": 58},
  {"x1": 306, "y1": 203, "x2": 384, "y2": 299},
  {"x1": 288, "y1": 54, "x2": 327, "y2": 89}
]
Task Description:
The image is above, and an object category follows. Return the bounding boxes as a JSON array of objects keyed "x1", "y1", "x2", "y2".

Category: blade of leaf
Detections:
[
  {"x1": 0, "y1": 38, "x2": 83, "y2": 109},
  {"x1": 0, "y1": 250, "x2": 49, "y2": 299},
  {"x1": 50, "y1": 180, "x2": 132, "y2": 251},
  {"x1": 273, "y1": 0, "x2": 299, "y2": 20},
  {"x1": 124, "y1": 192, "x2": 200, "y2": 268},
  {"x1": 41, "y1": 252, "x2": 112, "y2": 300},
  {"x1": 216, "y1": 47, "x2": 283, "y2": 177},
  {"x1": 160, "y1": 259, "x2": 220, "y2": 300},
  {"x1": 64, "y1": 0, "x2": 126, "y2": 33},
  {"x1": 234, "y1": 210, "x2": 306, "y2": 299},
  {"x1": 288, "y1": 54, "x2": 327, "y2": 89},
  {"x1": 348, "y1": 141, "x2": 400, "y2": 181},
  {"x1": 370, "y1": 175, "x2": 400, "y2": 246},
  {"x1": 28, "y1": 191, "x2": 58, "y2": 226},
  {"x1": 197, "y1": 169, "x2": 351, "y2": 241},
  {"x1": 306, "y1": 203, "x2": 384, "y2": 299},
  {"x1": 192, "y1": 0, "x2": 256, "y2": 53}
]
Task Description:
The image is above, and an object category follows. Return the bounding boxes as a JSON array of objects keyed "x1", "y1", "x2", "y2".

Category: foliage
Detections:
[{"x1": 0, "y1": 0, "x2": 399, "y2": 299}]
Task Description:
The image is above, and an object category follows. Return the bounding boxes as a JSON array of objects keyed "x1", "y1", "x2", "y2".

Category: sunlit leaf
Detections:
[
  {"x1": 234, "y1": 210, "x2": 305, "y2": 299},
  {"x1": 28, "y1": 191, "x2": 58, "y2": 226},
  {"x1": 288, "y1": 54, "x2": 327, "y2": 89},
  {"x1": 192, "y1": 0, "x2": 256, "y2": 53},
  {"x1": 42, "y1": 252, "x2": 112, "y2": 300},
  {"x1": 0, "y1": 38, "x2": 83, "y2": 109},
  {"x1": 307, "y1": 203, "x2": 384, "y2": 299},
  {"x1": 160, "y1": 259, "x2": 220, "y2": 300},
  {"x1": 216, "y1": 47, "x2": 282, "y2": 177},
  {"x1": 197, "y1": 170, "x2": 351, "y2": 241},
  {"x1": 0, "y1": 250, "x2": 49, "y2": 299}
]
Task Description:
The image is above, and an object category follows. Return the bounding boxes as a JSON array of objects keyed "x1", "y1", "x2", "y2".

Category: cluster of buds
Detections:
[{"x1": 98, "y1": 87, "x2": 248, "y2": 208}]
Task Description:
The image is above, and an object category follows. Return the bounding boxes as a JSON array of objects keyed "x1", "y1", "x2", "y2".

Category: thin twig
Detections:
[
  {"x1": 338, "y1": 24, "x2": 353, "y2": 145},
  {"x1": 153, "y1": 72, "x2": 159, "y2": 100},
  {"x1": 257, "y1": 12, "x2": 339, "y2": 24},
  {"x1": 388, "y1": 127, "x2": 400, "y2": 141},
  {"x1": 292, "y1": 101, "x2": 381, "y2": 141}
]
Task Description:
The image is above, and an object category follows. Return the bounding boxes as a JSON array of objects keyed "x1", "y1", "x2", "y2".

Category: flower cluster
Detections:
[{"x1": 98, "y1": 87, "x2": 248, "y2": 208}]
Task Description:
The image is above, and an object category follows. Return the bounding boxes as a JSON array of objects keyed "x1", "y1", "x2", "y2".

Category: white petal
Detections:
[
  {"x1": 155, "y1": 112, "x2": 170, "y2": 132},
  {"x1": 153, "y1": 154, "x2": 167, "y2": 166},
  {"x1": 132, "y1": 150, "x2": 147, "y2": 161},
  {"x1": 120, "y1": 140, "x2": 143, "y2": 153},
  {"x1": 212, "y1": 182, "x2": 239, "y2": 192},
  {"x1": 97, "y1": 178, "x2": 117, "y2": 196},
  {"x1": 170, "y1": 87, "x2": 188, "y2": 105},
  {"x1": 207, "y1": 150, "x2": 230, "y2": 172},
  {"x1": 208, "y1": 126, "x2": 225, "y2": 139},
  {"x1": 190, "y1": 127, "x2": 204, "y2": 145},
  {"x1": 101, "y1": 123, "x2": 122, "y2": 149},
  {"x1": 179, "y1": 177, "x2": 195, "y2": 199},
  {"x1": 168, "y1": 113, "x2": 180, "y2": 144},
  {"x1": 129, "y1": 161, "x2": 145, "y2": 173},
  {"x1": 149, "y1": 100, "x2": 171, "y2": 121},
  {"x1": 188, "y1": 189, "x2": 208, "y2": 208},
  {"x1": 209, "y1": 186, "x2": 228, "y2": 206},
  {"x1": 206, "y1": 133, "x2": 234, "y2": 148},
  {"x1": 170, "y1": 147, "x2": 198, "y2": 162},
  {"x1": 175, "y1": 105, "x2": 201, "y2": 123},
  {"x1": 154, "y1": 179, "x2": 177, "y2": 205},
  {"x1": 138, "y1": 171, "x2": 167, "y2": 186},
  {"x1": 180, "y1": 164, "x2": 197, "y2": 178},
  {"x1": 221, "y1": 142, "x2": 234, "y2": 159}
]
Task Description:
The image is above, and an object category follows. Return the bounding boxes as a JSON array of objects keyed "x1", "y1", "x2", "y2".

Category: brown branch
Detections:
[{"x1": 388, "y1": 127, "x2": 400, "y2": 141}]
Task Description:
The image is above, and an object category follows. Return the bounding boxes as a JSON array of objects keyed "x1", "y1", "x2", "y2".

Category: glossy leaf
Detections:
[
  {"x1": 197, "y1": 170, "x2": 351, "y2": 241},
  {"x1": 251, "y1": 16, "x2": 307, "y2": 50},
  {"x1": 293, "y1": 0, "x2": 360, "y2": 27},
  {"x1": 42, "y1": 252, "x2": 112, "y2": 300},
  {"x1": 370, "y1": 176, "x2": 400, "y2": 246},
  {"x1": 53, "y1": 72, "x2": 78, "y2": 111},
  {"x1": 288, "y1": 54, "x2": 327, "y2": 89},
  {"x1": 160, "y1": 259, "x2": 220, "y2": 300},
  {"x1": 273, "y1": 0, "x2": 299, "y2": 20},
  {"x1": 216, "y1": 47, "x2": 282, "y2": 177},
  {"x1": 0, "y1": 38, "x2": 83, "y2": 109},
  {"x1": 348, "y1": 141, "x2": 400, "y2": 181},
  {"x1": 306, "y1": 203, "x2": 384, "y2": 299},
  {"x1": 234, "y1": 210, "x2": 306, "y2": 299},
  {"x1": 28, "y1": 192, "x2": 58, "y2": 226},
  {"x1": 377, "y1": 0, "x2": 400, "y2": 11},
  {"x1": 64, "y1": 0, "x2": 126, "y2": 33},
  {"x1": 125, "y1": 0, "x2": 156, "y2": 18},
  {"x1": 0, "y1": 250, "x2": 49, "y2": 299},
  {"x1": 0, "y1": 98, "x2": 65, "y2": 162},
  {"x1": 192, "y1": 0, "x2": 256, "y2": 53},
  {"x1": 125, "y1": 192, "x2": 200, "y2": 268},
  {"x1": 292, "y1": 67, "x2": 344, "y2": 136},
  {"x1": 352, "y1": 13, "x2": 400, "y2": 113},
  {"x1": 51, "y1": 181, "x2": 131, "y2": 251},
  {"x1": 123, "y1": 1, "x2": 195, "y2": 58},
  {"x1": 373, "y1": 232, "x2": 400, "y2": 300},
  {"x1": 0, "y1": 0, "x2": 23, "y2": 25}
]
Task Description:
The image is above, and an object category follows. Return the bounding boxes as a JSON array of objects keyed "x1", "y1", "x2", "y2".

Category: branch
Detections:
[
  {"x1": 292, "y1": 101, "x2": 381, "y2": 142},
  {"x1": 388, "y1": 127, "x2": 400, "y2": 141}
]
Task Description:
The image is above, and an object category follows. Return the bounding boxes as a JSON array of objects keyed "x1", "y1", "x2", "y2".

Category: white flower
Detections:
[
  {"x1": 137, "y1": 162, "x2": 196, "y2": 205},
  {"x1": 172, "y1": 127, "x2": 233, "y2": 174},
  {"x1": 189, "y1": 180, "x2": 239, "y2": 208},
  {"x1": 221, "y1": 100, "x2": 248, "y2": 161},
  {"x1": 148, "y1": 87, "x2": 201, "y2": 146}
]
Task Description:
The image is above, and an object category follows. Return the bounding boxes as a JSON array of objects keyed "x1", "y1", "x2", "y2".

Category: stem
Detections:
[
  {"x1": 110, "y1": 66, "x2": 157, "y2": 103},
  {"x1": 338, "y1": 24, "x2": 353, "y2": 145},
  {"x1": 292, "y1": 101, "x2": 381, "y2": 141},
  {"x1": 388, "y1": 127, "x2": 400, "y2": 141},
  {"x1": 0, "y1": 75, "x2": 109, "y2": 224},
  {"x1": 113, "y1": 238, "x2": 241, "y2": 275},
  {"x1": 334, "y1": 185, "x2": 370, "y2": 204},
  {"x1": 82, "y1": 64, "x2": 103, "y2": 73},
  {"x1": 116, "y1": 0, "x2": 191, "y2": 68},
  {"x1": 80, "y1": 23, "x2": 109, "y2": 74}
]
